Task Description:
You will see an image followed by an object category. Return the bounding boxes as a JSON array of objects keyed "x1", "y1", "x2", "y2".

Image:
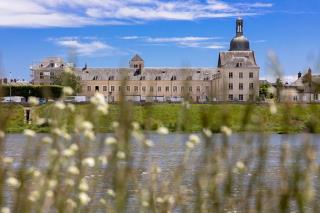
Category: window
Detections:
[
  {"x1": 229, "y1": 72, "x2": 233, "y2": 79},
  {"x1": 158, "y1": 86, "x2": 161, "y2": 92},
  {"x1": 103, "y1": 86, "x2": 107, "y2": 91},
  {"x1": 239, "y1": 94, "x2": 244, "y2": 101},
  {"x1": 229, "y1": 83, "x2": 233, "y2": 90},
  {"x1": 165, "y1": 86, "x2": 170, "y2": 92},
  {"x1": 127, "y1": 86, "x2": 130, "y2": 92},
  {"x1": 95, "y1": 86, "x2": 99, "y2": 91},
  {"x1": 294, "y1": 96, "x2": 298, "y2": 101},
  {"x1": 142, "y1": 86, "x2": 146, "y2": 92},
  {"x1": 173, "y1": 86, "x2": 177, "y2": 92},
  {"x1": 181, "y1": 86, "x2": 184, "y2": 92},
  {"x1": 140, "y1": 76, "x2": 145, "y2": 80},
  {"x1": 189, "y1": 87, "x2": 192, "y2": 92},
  {"x1": 156, "y1": 76, "x2": 161, "y2": 81},
  {"x1": 228, "y1": 94, "x2": 233, "y2": 101},
  {"x1": 236, "y1": 62, "x2": 243, "y2": 68},
  {"x1": 239, "y1": 83, "x2": 244, "y2": 90},
  {"x1": 109, "y1": 76, "x2": 114, "y2": 80},
  {"x1": 197, "y1": 86, "x2": 200, "y2": 92},
  {"x1": 150, "y1": 86, "x2": 154, "y2": 92},
  {"x1": 171, "y1": 76, "x2": 177, "y2": 81},
  {"x1": 93, "y1": 76, "x2": 99, "y2": 80},
  {"x1": 187, "y1": 76, "x2": 192, "y2": 81},
  {"x1": 249, "y1": 83, "x2": 254, "y2": 90},
  {"x1": 119, "y1": 86, "x2": 122, "y2": 91},
  {"x1": 134, "y1": 86, "x2": 138, "y2": 92},
  {"x1": 204, "y1": 77, "x2": 209, "y2": 81},
  {"x1": 111, "y1": 86, "x2": 115, "y2": 92},
  {"x1": 239, "y1": 72, "x2": 243, "y2": 78},
  {"x1": 87, "y1": 86, "x2": 91, "y2": 92},
  {"x1": 249, "y1": 72, "x2": 254, "y2": 78},
  {"x1": 206, "y1": 86, "x2": 210, "y2": 91}
]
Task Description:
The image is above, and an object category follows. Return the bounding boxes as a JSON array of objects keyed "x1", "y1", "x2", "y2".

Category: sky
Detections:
[{"x1": 0, "y1": 0, "x2": 320, "y2": 83}]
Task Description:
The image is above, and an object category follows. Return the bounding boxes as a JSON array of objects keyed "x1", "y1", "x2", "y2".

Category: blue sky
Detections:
[{"x1": 0, "y1": 0, "x2": 320, "y2": 82}]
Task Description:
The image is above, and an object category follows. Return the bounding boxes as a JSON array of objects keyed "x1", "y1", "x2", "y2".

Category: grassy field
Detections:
[{"x1": 2, "y1": 103, "x2": 320, "y2": 133}]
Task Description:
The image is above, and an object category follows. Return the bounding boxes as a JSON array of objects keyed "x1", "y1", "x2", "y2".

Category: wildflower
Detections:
[
  {"x1": 63, "y1": 86, "x2": 74, "y2": 96},
  {"x1": 23, "y1": 129, "x2": 36, "y2": 137},
  {"x1": 0, "y1": 207, "x2": 10, "y2": 213},
  {"x1": 100, "y1": 198, "x2": 106, "y2": 205},
  {"x1": 65, "y1": 179, "x2": 75, "y2": 187},
  {"x1": 234, "y1": 161, "x2": 246, "y2": 173},
  {"x1": 270, "y1": 103, "x2": 277, "y2": 114},
  {"x1": 131, "y1": 122, "x2": 140, "y2": 130},
  {"x1": 166, "y1": 195, "x2": 175, "y2": 205},
  {"x1": 144, "y1": 139, "x2": 154, "y2": 147},
  {"x1": 156, "y1": 197, "x2": 164, "y2": 203},
  {"x1": 62, "y1": 132, "x2": 72, "y2": 141},
  {"x1": 98, "y1": 156, "x2": 108, "y2": 166},
  {"x1": 49, "y1": 149, "x2": 58, "y2": 157},
  {"x1": 67, "y1": 103, "x2": 75, "y2": 112},
  {"x1": 62, "y1": 149, "x2": 75, "y2": 157},
  {"x1": 105, "y1": 137, "x2": 117, "y2": 145},
  {"x1": 157, "y1": 126, "x2": 169, "y2": 135},
  {"x1": 189, "y1": 134, "x2": 200, "y2": 144},
  {"x1": 28, "y1": 96, "x2": 39, "y2": 105},
  {"x1": 46, "y1": 190, "x2": 54, "y2": 198},
  {"x1": 79, "y1": 179, "x2": 89, "y2": 192},
  {"x1": 107, "y1": 189, "x2": 116, "y2": 197},
  {"x1": 82, "y1": 158, "x2": 95, "y2": 167},
  {"x1": 68, "y1": 166, "x2": 80, "y2": 175},
  {"x1": 78, "y1": 192, "x2": 91, "y2": 206},
  {"x1": 54, "y1": 101, "x2": 66, "y2": 110},
  {"x1": 42, "y1": 136, "x2": 53, "y2": 144},
  {"x1": 66, "y1": 199, "x2": 77, "y2": 209},
  {"x1": 90, "y1": 92, "x2": 109, "y2": 115},
  {"x1": 6, "y1": 177, "x2": 21, "y2": 188},
  {"x1": 203, "y1": 128, "x2": 212, "y2": 137},
  {"x1": 35, "y1": 117, "x2": 46, "y2": 126},
  {"x1": 112, "y1": 121, "x2": 119, "y2": 128},
  {"x1": 116, "y1": 151, "x2": 126, "y2": 160},
  {"x1": 220, "y1": 126, "x2": 232, "y2": 136},
  {"x1": 84, "y1": 130, "x2": 95, "y2": 141},
  {"x1": 81, "y1": 121, "x2": 94, "y2": 131},
  {"x1": 0, "y1": 130, "x2": 5, "y2": 139},
  {"x1": 186, "y1": 141, "x2": 195, "y2": 149},
  {"x1": 142, "y1": 201, "x2": 149, "y2": 207},
  {"x1": 33, "y1": 169, "x2": 41, "y2": 178},
  {"x1": 48, "y1": 179, "x2": 57, "y2": 189},
  {"x1": 2, "y1": 157, "x2": 13, "y2": 165},
  {"x1": 70, "y1": 144, "x2": 79, "y2": 152},
  {"x1": 28, "y1": 190, "x2": 40, "y2": 202}
]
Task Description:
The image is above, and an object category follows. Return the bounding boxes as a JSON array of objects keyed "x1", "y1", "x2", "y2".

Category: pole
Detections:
[{"x1": 9, "y1": 71, "x2": 12, "y2": 102}]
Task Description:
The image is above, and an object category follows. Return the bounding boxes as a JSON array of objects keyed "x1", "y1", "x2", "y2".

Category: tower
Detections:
[
  {"x1": 229, "y1": 18, "x2": 250, "y2": 51},
  {"x1": 129, "y1": 54, "x2": 144, "y2": 70}
]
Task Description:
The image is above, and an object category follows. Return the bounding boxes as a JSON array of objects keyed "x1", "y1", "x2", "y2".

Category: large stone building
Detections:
[{"x1": 31, "y1": 18, "x2": 260, "y2": 102}]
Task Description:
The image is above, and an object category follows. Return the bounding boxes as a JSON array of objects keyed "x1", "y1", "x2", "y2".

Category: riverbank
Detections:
[{"x1": 1, "y1": 103, "x2": 320, "y2": 133}]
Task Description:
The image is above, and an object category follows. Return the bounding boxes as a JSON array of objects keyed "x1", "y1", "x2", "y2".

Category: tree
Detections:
[
  {"x1": 275, "y1": 78, "x2": 283, "y2": 102},
  {"x1": 53, "y1": 68, "x2": 81, "y2": 94}
]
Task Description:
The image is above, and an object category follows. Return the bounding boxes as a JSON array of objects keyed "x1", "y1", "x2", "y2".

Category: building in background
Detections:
[{"x1": 30, "y1": 18, "x2": 260, "y2": 103}]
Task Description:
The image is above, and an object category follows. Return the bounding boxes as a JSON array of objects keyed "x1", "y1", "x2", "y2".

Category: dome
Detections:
[{"x1": 230, "y1": 35, "x2": 250, "y2": 51}]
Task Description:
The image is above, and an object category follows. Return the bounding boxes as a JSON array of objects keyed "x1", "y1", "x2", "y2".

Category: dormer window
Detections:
[
  {"x1": 236, "y1": 62, "x2": 243, "y2": 68},
  {"x1": 109, "y1": 76, "x2": 114, "y2": 80},
  {"x1": 186, "y1": 76, "x2": 192, "y2": 81},
  {"x1": 171, "y1": 76, "x2": 177, "y2": 81},
  {"x1": 155, "y1": 76, "x2": 161, "y2": 81},
  {"x1": 140, "y1": 76, "x2": 145, "y2": 80},
  {"x1": 93, "y1": 76, "x2": 99, "y2": 80}
]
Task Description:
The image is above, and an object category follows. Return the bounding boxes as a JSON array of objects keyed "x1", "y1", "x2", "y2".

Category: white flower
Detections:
[
  {"x1": 54, "y1": 101, "x2": 66, "y2": 110},
  {"x1": 105, "y1": 137, "x2": 117, "y2": 145},
  {"x1": 98, "y1": 156, "x2": 108, "y2": 166},
  {"x1": 220, "y1": 126, "x2": 232, "y2": 136},
  {"x1": 79, "y1": 179, "x2": 89, "y2": 192},
  {"x1": 142, "y1": 201, "x2": 149, "y2": 207},
  {"x1": 107, "y1": 189, "x2": 115, "y2": 197},
  {"x1": 166, "y1": 195, "x2": 175, "y2": 205},
  {"x1": 66, "y1": 199, "x2": 77, "y2": 209},
  {"x1": 97, "y1": 105, "x2": 109, "y2": 115},
  {"x1": 28, "y1": 96, "x2": 39, "y2": 105},
  {"x1": 48, "y1": 180, "x2": 57, "y2": 189},
  {"x1": 35, "y1": 117, "x2": 46, "y2": 126},
  {"x1": 100, "y1": 198, "x2": 106, "y2": 205},
  {"x1": 90, "y1": 92, "x2": 106, "y2": 106},
  {"x1": 236, "y1": 161, "x2": 246, "y2": 171},
  {"x1": 144, "y1": 139, "x2": 154, "y2": 147},
  {"x1": 62, "y1": 149, "x2": 75, "y2": 157},
  {"x1": 157, "y1": 126, "x2": 169, "y2": 135},
  {"x1": 270, "y1": 104, "x2": 277, "y2": 114},
  {"x1": 0, "y1": 130, "x2": 5, "y2": 139},
  {"x1": 68, "y1": 166, "x2": 80, "y2": 175},
  {"x1": 79, "y1": 192, "x2": 91, "y2": 206},
  {"x1": 82, "y1": 158, "x2": 95, "y2": 167},
  {"x1": 67, "y1": 104, "x2": 75, "y2": 112},
  {"x1": 189, "y1": 134, "x2": 200, "y2": 144},
  {"x1": 69, "y1": 144, "x2": 79, "y2": 152},
  {"x1": 84, "y1": 130, "x2": 95, "y2": 141},
  {"x1": 81, "y1": 121, "x2": 93, "y2": 131},
  {"x1": 23, "y1": 129, "x2": 36, "y2": 137},
  {"x1": 203, "y1": 128, "x2": 212, "y2": 137},
  {"x1": 0, "y1": 207, "x2": 10, "y2": 213},
  {"x1": 65, "y1": 179, "x2": 75, "y2": 187},
  {"x1": 2, "y1": 157, "x2": 13, "y2": 165},
  {"x1": 28, "y1": 190, "x2": 40, "y2": 202},
  {"x1": 112, "y1": 122, "x2": 119, "y2": 128},
  {"x1": 156, "y1": 197, "x2": 164, "y2": 203},
  {"x1": 186, "y1": 141, "x2": 194, "y2": 149},
  {"x1": 63, "y1": 87, "x2": 74, "y2": 96},
  {"x1": 116, "y1": 151, "x2": 126, "y2": 160},
  {"x1": 46, "y1": 190, "x2": 54, "y2": 198},
  {"x1": 42, "y1": 136, "x2": 53, "y2": 144},
  {"x1": 131, "y1": 122, "x2": 140, "y2": 130},
  {"x1": 6, "y1": 177, "x2": 21, "y2": 188}
]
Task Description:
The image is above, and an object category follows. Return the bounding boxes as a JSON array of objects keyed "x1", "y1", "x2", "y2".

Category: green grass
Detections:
[{"x1": 2, "y1": 103, "x2": 318, "y2": 133}]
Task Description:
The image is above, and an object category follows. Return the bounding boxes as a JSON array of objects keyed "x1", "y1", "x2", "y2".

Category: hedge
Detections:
[{"x1": 0, "y1": 85, "x2": 63, "y2": 99}]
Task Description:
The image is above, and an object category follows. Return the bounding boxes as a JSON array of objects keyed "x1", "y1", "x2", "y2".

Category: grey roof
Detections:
[
  {"x1": 131, "y1": 54, "x2": 144, "y2": 62},
  {"x1": 218, "y1": 51, "x2": 258, "y2": 68}
]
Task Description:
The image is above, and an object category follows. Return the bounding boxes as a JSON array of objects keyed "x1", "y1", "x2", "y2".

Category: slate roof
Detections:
[
  {"x1": 130, "y1": 54, "x2": 144, "y2": 62},
  {"x1": 218, "y1": 51, "x2": 258, "y2": 68}
]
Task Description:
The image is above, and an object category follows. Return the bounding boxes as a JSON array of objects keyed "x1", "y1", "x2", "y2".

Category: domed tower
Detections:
[{"x1": 229, "y1": 18, "x2": 250, "y2": 51}]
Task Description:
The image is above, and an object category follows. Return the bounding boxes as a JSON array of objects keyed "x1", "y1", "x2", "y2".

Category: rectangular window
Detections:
[
  {"x1": 95, "y1": 86, "x2": 99, "y2": 91},
  {"x1": 229, "y1": 83, "x2": 233, "y2": 90},
  {"x1": 249, "y1": 83, "x2": 254, "y2": 90},
  {"x1": 127, "y1": 86, "x2": 130, "y2": 92},
  {"x1": 229, "y1": 72, "x2": 233, "y2": 79},
  {"x1": 206, "y1": 86, "x2": 210, "y2": 91},
  {"x1": 173, "y1": 86, "x2": 177, "y2": 92},
  {"x1": 239, "y1": 83, "x2": 244, "y2": 90},
  {"x1": 150, "y1": 86, "x2": 154, "y2": 92},
  {"x1": 181, "y1": 86, "x2": 184, "y2": 92},
  {"x1": 228, "y1": 94, "x2": 233, "y2": 101},
  {"x1": 87, "y1": 86, "x2": 91, "y2": 92},
  {"x1": 189, "y1": 87, "x2": 192, "y2": 92},
  {"x1": 103, "y1": 86, "x2": 107, "y2": 91},
  {"x1": 158, "y1": 86, "x2": 161, "y2": 92},
  {"x1": 142, "y1": 86, "x2": 146, "y2": 92},
  {"x1": 239, "y1": 94, "x2": 244, "y2": 101},
  {"x1": 197, "y1": 86, "x2": 200, "y2": 92},
  {"x1": 119, "y1": 86, "x2": 122, "y2": 91},
  {"x1": 239, "y1": 72, "x2": 243, "y2": 78},
  {"x1": 134, "y1": 86, "x2": 138, "y2": 92},
  {"x1": 111, "y1": 86, "x2": 115, "y2": 92},
  {"x1": 165, "y1": 86, "x2": 170, "y2": 92},
  {"x1": 249, "y1": 72, "x2": 254, "y2": 78}
]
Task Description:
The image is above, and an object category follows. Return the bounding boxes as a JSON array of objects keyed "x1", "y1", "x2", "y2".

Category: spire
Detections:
[{"x1": 236, "y1": 18, "x2": 244, "y2": 37}]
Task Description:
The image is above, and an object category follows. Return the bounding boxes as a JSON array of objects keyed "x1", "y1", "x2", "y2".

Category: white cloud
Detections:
[
  {"x1": 0, "y1": 0, "x2": 273, "y2": 28},
  {"x1": 52, "y1": 37, "x2": 116, "y2": 56}
]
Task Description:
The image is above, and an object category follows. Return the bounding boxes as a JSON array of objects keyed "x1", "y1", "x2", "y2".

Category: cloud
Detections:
[
  {"x1": 51, "y1": 37, "x2": 116, "y2": 56},
  {"x1": 120, "y1": 35, "x2": 225, "y2": 49},
  {"x1": 0, "y1": 0, "x2": 273, "y2": 28}
]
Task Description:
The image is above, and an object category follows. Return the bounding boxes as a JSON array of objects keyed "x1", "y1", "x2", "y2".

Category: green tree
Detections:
[{"x1": 53, "y1": 68, "x2": 81, "y2": 94}]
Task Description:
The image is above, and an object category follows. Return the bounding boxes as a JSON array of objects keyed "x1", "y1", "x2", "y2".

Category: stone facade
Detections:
[{"x1": 31, "y1": 18, "x2": 260, "y2": 103}]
